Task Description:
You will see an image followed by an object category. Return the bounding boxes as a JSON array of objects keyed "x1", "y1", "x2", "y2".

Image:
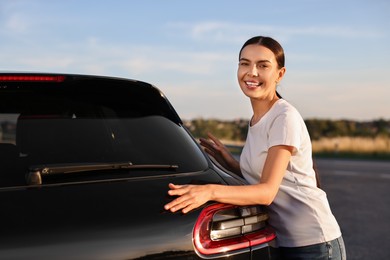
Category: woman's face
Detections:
[{"x1": 237, "y1": 44, "x2": 285, "y2": 101}]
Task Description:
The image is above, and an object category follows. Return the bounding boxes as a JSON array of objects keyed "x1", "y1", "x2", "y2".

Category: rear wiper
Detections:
[{"x1": 27, "y1": 162, "x2": 179, "y2": 185}]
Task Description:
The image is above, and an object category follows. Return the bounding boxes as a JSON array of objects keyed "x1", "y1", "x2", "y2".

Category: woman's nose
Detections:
[{"x1": 248, "y1": 65, "x2": 259, "y2": 76}]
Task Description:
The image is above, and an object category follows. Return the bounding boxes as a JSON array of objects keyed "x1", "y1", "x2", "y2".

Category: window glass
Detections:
[
  {"x1": 0, "y1": 114, "x2": 18, "y2": 144},
  {"x1": 0, "y1": 80, "x2": 208, "y2": 187}
]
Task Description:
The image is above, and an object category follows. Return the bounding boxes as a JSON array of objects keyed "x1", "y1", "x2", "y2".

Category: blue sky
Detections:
[{"x1": 1, "y1": 0, "x2": 389, "y2": 121}]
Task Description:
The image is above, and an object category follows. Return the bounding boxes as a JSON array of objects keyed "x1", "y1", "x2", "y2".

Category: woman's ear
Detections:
[{"x1": 276, "y1": 67, "x2": 286, "y2": 83}]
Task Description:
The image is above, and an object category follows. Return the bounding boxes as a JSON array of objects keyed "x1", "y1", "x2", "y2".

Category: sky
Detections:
[{"x1": 1, "y1": 0, "x2": 389, "y2": 121}]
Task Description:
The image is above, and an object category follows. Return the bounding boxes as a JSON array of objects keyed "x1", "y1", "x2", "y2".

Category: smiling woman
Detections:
[
  {"x1": 237, "y1": 39, "x2": 286, "y2": 125},
  {"x1": 165, "y1": 36, "x2": 347, "y2": 260}
]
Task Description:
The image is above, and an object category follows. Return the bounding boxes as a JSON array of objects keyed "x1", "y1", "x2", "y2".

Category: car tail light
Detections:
[
  {"x1": 193, "y1": 203, "x2": 276, "y2": 258},
  {"x1": 0, "y1": 75, "x2": 65, "y2": 82}
]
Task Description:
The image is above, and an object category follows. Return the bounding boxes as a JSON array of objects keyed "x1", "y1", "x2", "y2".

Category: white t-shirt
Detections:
[{"x1": 240, "y1": 99, "x2": 341, "y2": 247}]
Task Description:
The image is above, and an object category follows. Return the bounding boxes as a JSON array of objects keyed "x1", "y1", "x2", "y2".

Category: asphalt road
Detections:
[{"x1": 314, "y1": 158, "x2": 390, "y2": 260}]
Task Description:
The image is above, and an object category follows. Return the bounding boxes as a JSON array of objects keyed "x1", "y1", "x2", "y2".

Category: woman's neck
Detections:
[{"x1": 250, "y1": 96, "x2": 280, "y2": 126}]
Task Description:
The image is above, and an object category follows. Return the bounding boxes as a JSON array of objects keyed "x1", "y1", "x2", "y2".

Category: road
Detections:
[{"x1": 314, "y1": 158, "x2": 390, "y2": 260}]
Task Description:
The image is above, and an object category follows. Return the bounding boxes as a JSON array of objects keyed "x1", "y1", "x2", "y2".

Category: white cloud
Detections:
[
  {"x1": 4, "y1": 13, "x2": 29, "y2": 33},
  {"x1": 168, "y1": 21, "x2": 385, "y2": 45},
  {"x1": 0, "y1": 1, "x2": 38, "y2": 35},
  {"x1": 0, "y1": 34, "x2": 237, "y2": 81}
]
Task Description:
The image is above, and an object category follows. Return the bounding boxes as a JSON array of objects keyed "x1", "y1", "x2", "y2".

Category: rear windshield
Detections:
[{"x1": 0, "y1": 78, "x2": 208, "y2": 187}]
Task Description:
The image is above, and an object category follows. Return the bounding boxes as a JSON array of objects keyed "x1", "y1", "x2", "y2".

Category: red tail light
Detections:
[
  {"x1": 0, "y1": 75, "x2": 65, "y2": 82},
  {"x1": 193, "y1": 203, "x2": 276, "y2": 257}
]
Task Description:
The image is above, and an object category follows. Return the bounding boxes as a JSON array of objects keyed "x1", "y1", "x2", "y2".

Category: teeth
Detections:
[{"x1": 246, "y1": 82, "x2": 260, "y2": 87}]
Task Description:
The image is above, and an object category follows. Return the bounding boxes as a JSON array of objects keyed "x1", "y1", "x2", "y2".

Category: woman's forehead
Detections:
[{"x1": 240, "y1": 45, "x2": 276, "y2": 61}]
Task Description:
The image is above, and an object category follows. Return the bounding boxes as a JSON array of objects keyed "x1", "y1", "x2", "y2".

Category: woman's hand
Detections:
[
  {"x1": 164, "y1": 183, "x2": 212, "y2": 214},
  {"x1": 199, "y1": 133, "x2": 240, "y2": 174}
]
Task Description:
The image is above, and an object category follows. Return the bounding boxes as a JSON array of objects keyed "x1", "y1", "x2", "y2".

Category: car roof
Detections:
[{"x1": 0, "y1": 72, "x2": 182, "y2": 124}]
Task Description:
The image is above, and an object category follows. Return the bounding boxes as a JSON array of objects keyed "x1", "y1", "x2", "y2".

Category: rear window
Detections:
[{"x1": 0, "y1": 76, "x2": 208, "y2": 187}]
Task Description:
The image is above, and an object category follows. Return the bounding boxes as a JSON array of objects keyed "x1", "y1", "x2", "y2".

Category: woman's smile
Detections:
[{"x1": 245, "y1": 81, "x2": 263, "y2": 89}]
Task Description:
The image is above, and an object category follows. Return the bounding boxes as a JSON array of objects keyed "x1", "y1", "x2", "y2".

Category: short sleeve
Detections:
[{"x1": 268, "y1": 109, "x2": 302, "y2": 155}]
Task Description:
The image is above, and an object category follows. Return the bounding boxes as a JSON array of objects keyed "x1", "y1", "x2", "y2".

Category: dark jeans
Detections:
[{"x1": 277, "y1": 236, "x2": 346, "y2": 260}]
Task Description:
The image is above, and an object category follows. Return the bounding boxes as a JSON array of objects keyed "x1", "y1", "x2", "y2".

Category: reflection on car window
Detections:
[
  {"x1": 0, "y1": 114, "x2": 18, "y2": 145},
  {"x1": 0, "y1": 82, "x2": 207, "y2": 188}
]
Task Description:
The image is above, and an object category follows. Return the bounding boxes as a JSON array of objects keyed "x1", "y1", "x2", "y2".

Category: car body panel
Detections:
[{"x1": 0, "y1": 171, "x2": 226, "y2": 259}]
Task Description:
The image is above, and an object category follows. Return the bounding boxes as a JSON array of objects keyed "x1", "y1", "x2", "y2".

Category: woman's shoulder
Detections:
[
  {"x1": 273, "y1": 99, "x2": 301, "y2": 116},
  {"x1": 269, "y1": 99, "x2": 306, "y2": 128}
]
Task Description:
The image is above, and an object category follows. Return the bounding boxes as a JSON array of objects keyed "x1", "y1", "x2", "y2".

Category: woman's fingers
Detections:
[
  {"x1": 207, "y1": 132, "x2": 224, "y2": 147},
  {"x1": 203, "y1": 148, "x2": 215, "y2": 157},
  {"x1": 199, "y1": 138, "x2": 216, "y2": 150},
  {"x1": 167, "y1": 183, "x2": 188, "y2": 195},
  {"x1": 165, "y1": 183, "x2": 190, "y2": 212},
  {"x1": 165, "y1": 193, "x2": 196, "y2": 213},
  {"x1": 164, "y1": 184, "x2": 209, "y2": 214},
  {"x1": 200, "y1": 134, "x2": 224, "y2": 156},
  {"x1": 164, "y1": 194, "x2": 190, "y2": 212}
]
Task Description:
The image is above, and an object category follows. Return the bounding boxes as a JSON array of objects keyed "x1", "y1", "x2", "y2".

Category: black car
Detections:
[{"x1": 0, "y1": 73, "x2": 277, "y2": 259}]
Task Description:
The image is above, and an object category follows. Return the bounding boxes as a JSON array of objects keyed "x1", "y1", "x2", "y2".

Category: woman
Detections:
[{"x1": 164, "y1": 36, "x2": 346, "y2": 260}]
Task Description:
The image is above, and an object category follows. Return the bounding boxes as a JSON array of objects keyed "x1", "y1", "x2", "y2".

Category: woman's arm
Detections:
[{"x1": 164, "y1": 145, "x2": 293, "y2": 213}]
